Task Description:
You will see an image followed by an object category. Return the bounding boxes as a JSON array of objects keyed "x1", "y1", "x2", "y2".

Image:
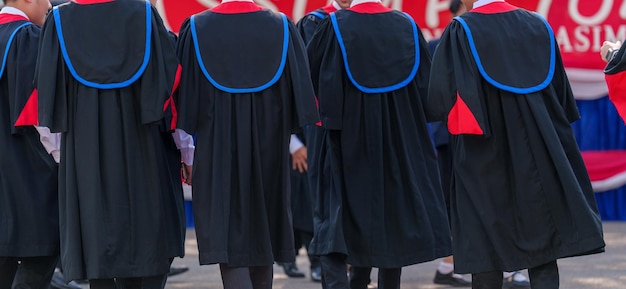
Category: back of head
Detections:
[
  {"x1": 449, "y1": 0, "x2": 466, "y2": 16},
  {"x1": 4, "y1": 0, "x2": 52, "y2": 26}
]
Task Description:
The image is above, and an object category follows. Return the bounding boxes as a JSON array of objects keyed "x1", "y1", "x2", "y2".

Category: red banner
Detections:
[{"x1": 158, "y1": 0, "x2": 626, "y2": 70}]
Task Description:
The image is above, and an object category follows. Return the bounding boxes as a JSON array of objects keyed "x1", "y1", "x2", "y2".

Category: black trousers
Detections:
[
  {"x1": 320, "y1": 254, "x2": 349, "y2": 289},
  {"x1": 471, "y1": 260, "x2": 559, "y2": 289},
  {"x1": 320, "y1": 254, "x2": 402, "y2": 289},
  {"x1": 350, "y1": 267, "x2": 401, "y2": 289},
  {"x1": 0, "y1": 255, "x2": 58, "y2": 289},
  {"x1": 219, "y1": 264, "x2": 273, "y2": 289},
  {"x1": 294, "y1": 228, "x2": 321, "y2": 269}
]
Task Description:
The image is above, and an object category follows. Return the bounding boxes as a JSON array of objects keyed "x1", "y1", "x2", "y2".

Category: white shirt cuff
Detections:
[
  {"x1": 34, "y1": 126, "x2": 61, "y2": 159},
  {"x1": 172, "y1": 129, "x2": 195, "y2": 165},
  {"x1": 179, "y1": 147, "x2": 194, "y2": 166},
  {"x1": 289, "y1": 134, "x2": 304, "y2": 154}
]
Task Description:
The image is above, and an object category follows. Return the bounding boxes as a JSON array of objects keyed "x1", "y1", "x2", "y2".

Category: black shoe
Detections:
[
  {"x1": 433, "y1": 270, "x2": 471, "y2": 287},
  {"x1": 168, "y1": 266, "x2": 189, "y2": 277},
  {"x1": 310, "y1": 266, "x2": 322, "y2": 282},
  {"x1": 282, "y1": 262, "x2": 305, "y2": 278},
  {"x1": 502, "y1": 272, "x2": 530, "y2": 289}
]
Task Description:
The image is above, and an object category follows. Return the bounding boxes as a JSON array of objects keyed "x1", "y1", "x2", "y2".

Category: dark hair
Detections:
[{"x1": 450, "y1": 0, "x2": 463, "y2": 14}]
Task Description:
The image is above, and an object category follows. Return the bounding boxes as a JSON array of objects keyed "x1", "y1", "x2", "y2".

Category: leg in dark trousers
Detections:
[
  {"x1": 297, "y1": 230, "x2": 321, "y2": 278},
  {"x1": 528, "y1": 261, "x2": 559, "y2": 289},
  {"x1": 116, "y1": 274, "x2": 168, "y2": 289},
  {"x1": 12, "y1": 255, "x2": 59, "y2": 289},
  {"x1": 377, "y1": 268, "x2": 401, "y2": 289},
  {"x1": 219, "y1": 264, "x2": 273, "y2": 289},
  {"x1": 220, "y1": 265, "x2": 253, "y2": 289},
  {"x1": 321, "y1": 253, "x2": 349, "y2": 289},
  {"x1": 0, "y1": 257, "x2": 18, "y2": 289},
  {"x1": 349, "y1": 267, "x2": 372, "y2": 289},
  {"x1": 249, "y1": 265, "x2": 273, "y2": 289},
  {"x1": 89, "y1": 279, "x2": 116, "y2": 289},
  {"x1": 472, "y1": 271, "x2": 503, "y2": 289}
]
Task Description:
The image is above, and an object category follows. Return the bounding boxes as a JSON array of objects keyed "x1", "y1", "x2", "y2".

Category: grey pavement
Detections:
[{"x1": 157, "y1": 222, "x2": 626, "y2": 289}]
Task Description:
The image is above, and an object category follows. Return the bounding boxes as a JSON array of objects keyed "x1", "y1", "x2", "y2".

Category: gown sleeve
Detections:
[
  {"x1": 296, "y1": 13, "x2": 322, "y2": 45},
  {"x1": 137, "y1": 6, "x2": 180, "y2": 126},
  {"x1": 35, "y1": 14, "x2": 68, "y2": 133},
  {"x1": 307, "y1": 17, "x2": 345, "y2": 130},
  {"x1": 8, "y1": 25, "x2": 40, "y2": 134},
  {"x1": 286, "y1": 19, "x2": 319, "y2": 132},
  {"x1": 414, "y1": 27, "x2": 432, "y2": 120},
  {"x1": 174, "y1": 18, "x2": 201, "y2": 136},
  {"x1": 551, "y1": 42, "x2": 580, "y2": 123},
  {"x1": 427, "y1": 21, "x2": 488, "y2": 136}
]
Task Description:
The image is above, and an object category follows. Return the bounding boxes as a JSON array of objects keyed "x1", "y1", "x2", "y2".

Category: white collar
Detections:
[
  {"x1": 350, "y1": 0, "x2": 382, "y2": 8},
  {"x1": 473, "y1": 0, "x2": 505, "y2": 9},
  {"x1": 221, "y1": 0, "x2": 254, "y2": 3},
  {"x1": 332, "y1": 1, "x2": 342, "y2": 10},
  {"x1": 0, "y1": 7, "x2": 30, "y2": 20}
]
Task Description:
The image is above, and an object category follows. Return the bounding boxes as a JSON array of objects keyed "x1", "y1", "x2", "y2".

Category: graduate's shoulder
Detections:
[
  {"x1": 188, "y1": 9, "x2": 289, "y2": 43},
  {"x1": 331, "y1": 9, "x2": 419, "y2": 40},
  {"x1": 9, "y1": 20, "x2": 41, "y2": 39},
  {"x1": 454, "y1": 6, "x2": 547, "y2": 33},
  {"x1": 0, "y1": 20, "x2": 39, "y2": 75},
  {"x1": 332, "y1": 9, "x2": 418, "y2": 40},
  {"x1": 296, "y1": 8, "x2": 328, "y2": 28},
  {"x1": 178, "y1": 17, "x2": 192, "y2": 35},
  {"x1": 0, "y1": 21, "x2": 40, "y2": 58},
  {"x1": 192, "y1": 8, "x2": 285, "y2": 22},
  {"x1": 333, "y1": 9, "x2": 410, "y2": 21},
  {"x1": 54, "y1": 0, "x2": 147, "y2": 16}
]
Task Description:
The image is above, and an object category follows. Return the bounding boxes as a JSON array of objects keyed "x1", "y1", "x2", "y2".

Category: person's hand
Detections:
[
  {"x1": 292, "y1": 147, "x2": 307, "y2": 173},
  {"x1": 601, "y1": 41, "x2": 622, "y2": 62},
  {"x1": 182, "y1": 164, "x2": 193, "y2": 185}
]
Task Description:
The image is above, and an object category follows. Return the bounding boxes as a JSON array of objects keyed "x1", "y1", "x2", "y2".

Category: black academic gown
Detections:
[
  {"x1": 307, "y1": 5, "x2": 452, "y2": 268},
  {"x1": 289, "y1": 5, "x2": 335, "y2": 237},
  {"x1": 297, "y1": 6, "x2": 334, "y2": 44},
  {"x1": 35, "y1": 1, "x2": 182, "y2": 281},
  {"x1": 155, "y1": 30, "x2": 186, "y2": 263},
  {"x1": 0, "y1": 18, "x2": 59, "y2": 258},
  {"x1": 291, "y1": 4, "x2": 336, "y2": 234},
  {"x1": 175, "y1": 4, "x2": 318, "y2": 267},
  {"x1": 427, "y1": 2, "x2": 605, "y2": 274}
]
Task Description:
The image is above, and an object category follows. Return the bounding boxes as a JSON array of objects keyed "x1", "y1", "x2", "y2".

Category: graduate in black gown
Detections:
[
  {"x1": 0, "y1": 1, "x2": 61, "y2": 288},
  {"x1": 35, "y1": 0, "x2": 183, "y2": 287},
  {"x1": 291, "y1": 0, "x2": 352, "y2": 283},
  {"x1": 307, "y1": 1, "x2": 452, "y2": 288},
  {"x1": 149, "y1": 0, "x2": 195, "y2": 280},
  {"x1": 428, "y1": 1, "x2": 606, "y2": 288},
  {"x1": 175, "y1": 0, "x2": 318, "y2": 288}
]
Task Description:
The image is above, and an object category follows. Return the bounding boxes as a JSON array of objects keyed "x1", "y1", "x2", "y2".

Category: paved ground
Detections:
[{"x1": 156, "y1": 222, "x2": 626, "y2": 289}]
